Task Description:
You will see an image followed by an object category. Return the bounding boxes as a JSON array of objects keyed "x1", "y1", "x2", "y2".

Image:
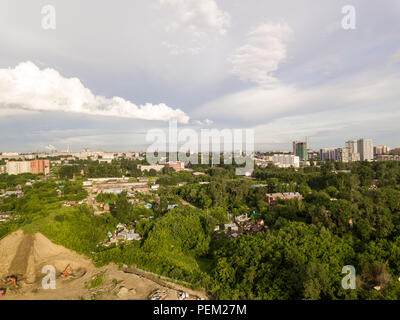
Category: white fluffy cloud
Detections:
[
  {"x1": 159, "y1": 0, "x2": 231, "y2": 35},
  {"x1": 158, "y1": 0, "x2": 231, "y2": 55},
  {"x1": 229, "y1": 23, "x2": 293, "y2": 87},
  {"x1": 0, "y1": 62, "x2": 190, "y2": 123}
]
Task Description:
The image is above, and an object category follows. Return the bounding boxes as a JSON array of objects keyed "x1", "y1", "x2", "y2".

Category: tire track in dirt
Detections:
[{"x1": 8, "y1": 233, "x2": 34, "y2": 277}]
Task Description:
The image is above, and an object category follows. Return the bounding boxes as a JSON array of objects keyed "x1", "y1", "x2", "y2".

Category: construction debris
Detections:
[
  {"x1": 148, "y1": 289, "x2": 168, "y2": 300},
  {"x1": 177, "y1": 291, "x2": 189, "y2": 300}
]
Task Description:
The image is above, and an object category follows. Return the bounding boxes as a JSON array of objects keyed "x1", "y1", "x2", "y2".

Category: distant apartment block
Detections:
[
  {"x1": 272, "y1": 154, "x2": 300, "y2": 168},
  {"x1": 166, "y1": 161, "x2": 185, "y2": 172},
  {"x1": 6, "y1": 161, "x2": 31, "y2": 175},
  {"x1": 348, "y1": 152, "x2": 361, "y2": 162},
  {"x1": 357, "y1": 139, "x2": 373, "y2": 161},
  {"x1": 345, "y1": 140, "x2": 361, "y2": 162},
  {"x1": 374, "y1": 145, "x2": 389, "y2": 156},
  {"x1": 307, "y1": 150, "x2": 319, "y2": 160},
  {"x1": 320, "y1": 148, "x2": 336, "y2": 161},
  {"x1": 377, "y1": 155, "x2": 400, "y2": 161},
  {"x1": 293, "y1": 141, "x2": 308, "y2": 161},
  {"x1": 320, "y1": 140, "x2": 371, "y2": 163},
  {"x1": 6, "y1": 160, "x2": 50, "y2": 175},
  {"x1": 345, "y1": 140, "x2": 358, "y2": 153},
  {"x1": 102, "y1": 153, "x2": 115, "y2": 160},
  {"x1": 30, "y1": 160, "x2": 50, "y2": 175},
  {"x1": 335, "y1": 147, "x2": 349, "y2": 163}
]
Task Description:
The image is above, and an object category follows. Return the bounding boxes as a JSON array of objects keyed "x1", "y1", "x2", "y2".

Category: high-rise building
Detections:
[
  {"x1": 357, "y1": 139, "x2": 373, "y2": 161},
  {"x1": 293, "y1": 141, "x2": 308, "y2": 161},
  {"x1": 6, "y1": 161, "x2": 31, "y2": 175},
  {"x1": 320, "y1": 148, "x2": 336, "y2": 161},
  {"x1": 307, "y1": 149, "x2": 319, "y2": 160},
  {"x1": 30, "y1": 160, "x2": 51, "y2": 175},
  {"x1": 345, "y1": 141, "x2": 358, "y2": 153},
  {"x1": 6, "y1": 160, "x2": 50, "y2": 175},
  {"x1": 335, "y1": 147, "x2": 349, "y2": 163},
  {"x1": 345, "y1": 140, "x2": 361, "y2": 162},
  {"x1": 348, "y1": 152, "x2": 360, "y2": 162}
]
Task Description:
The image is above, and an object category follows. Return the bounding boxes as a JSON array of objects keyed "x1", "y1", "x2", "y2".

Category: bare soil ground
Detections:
[{"x1": 0, "y1": 230, "x2": 208, "y2": 300}]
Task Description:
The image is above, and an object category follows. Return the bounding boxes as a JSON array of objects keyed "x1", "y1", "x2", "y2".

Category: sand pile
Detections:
[{"x1": 0, "y1": 230, "x2": 208, "y2": 300}]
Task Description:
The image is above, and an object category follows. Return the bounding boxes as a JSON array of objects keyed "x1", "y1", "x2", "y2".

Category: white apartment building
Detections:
[
  {"x1": 357, "y1": 139, "x2": 374, "y2": 161},
  {"x1": 102, "y1": 153, "x2": 115, "y2": 160},
  {"x1": 348, "y1": 152, "x2": 361, "y2": 162},
  {"x1": 335, "y1": 148, "x2": 349, "y2": 163},
  {"x1": 6, "y1": 161, "x2": 31, "y2": 175},
  {"x1": 345, "y1": 141, "x2": 358, "y2": 153},
  {"x1": 272, "y1": 154, "x2": 300, "y2": 168},
  {"x1": 344, "y1": 140, "x2": 361, "y2": 162}
]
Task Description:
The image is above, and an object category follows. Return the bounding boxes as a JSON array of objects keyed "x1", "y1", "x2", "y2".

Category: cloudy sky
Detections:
[{"x1": 0, "y1": 0, "x2": 399, "y2": 152}]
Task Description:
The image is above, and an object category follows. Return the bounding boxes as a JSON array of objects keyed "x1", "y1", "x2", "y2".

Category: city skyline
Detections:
[
  {"x1": 0, "y1": 137, "x2": 393, "y2": 155},
  {"x1": 1, "y1": 1, "x2": 400, "y2": 151}
]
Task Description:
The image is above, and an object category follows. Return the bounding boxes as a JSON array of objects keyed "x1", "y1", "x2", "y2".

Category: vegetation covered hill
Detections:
[{"x1": 1, "y1": 160, "x2": 400, "y2": 299}]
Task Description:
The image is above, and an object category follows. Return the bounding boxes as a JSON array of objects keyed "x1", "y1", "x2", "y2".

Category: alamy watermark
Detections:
[
  {"x1": 41, "y1": 265, "x2": 56, "y2": 289},
  {"x1": 41, "y1": 5, "x2": 56, "y2": 30},
  {"x1": 145, "y1": 121, "x2": 254, "y2": 176},
  {"x1": 341, "y1": 265, "x2": 356, "y2": 290},
  {"x1": 342, "y1": 5, "x2": 356, "y2": 30}
]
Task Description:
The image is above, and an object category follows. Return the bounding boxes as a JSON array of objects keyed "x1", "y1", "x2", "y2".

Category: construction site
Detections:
[{"x1": 0, "y1": 230, "x2": 208, "y2": 300}]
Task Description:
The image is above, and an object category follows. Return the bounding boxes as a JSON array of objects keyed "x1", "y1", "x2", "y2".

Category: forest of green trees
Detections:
[{"x1": 1, "y1": 160, "x2": 400, "y2": 299}]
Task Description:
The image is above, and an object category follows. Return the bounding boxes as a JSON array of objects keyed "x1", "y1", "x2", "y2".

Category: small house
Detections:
[
  {"x1": 224, "y1": 222, "x2": 239, "y2": 233},
  {"x1": 235, "y1": 214, "x2": 250, "y2": 224},
  {"x1": 103, "y1": 202, "x2": 111, "y2": 212}
]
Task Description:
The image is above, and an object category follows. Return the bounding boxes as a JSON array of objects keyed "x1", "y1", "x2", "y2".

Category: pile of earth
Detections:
[{"x1": 0, "y1": 230, "x2": 207, "y2": 300}]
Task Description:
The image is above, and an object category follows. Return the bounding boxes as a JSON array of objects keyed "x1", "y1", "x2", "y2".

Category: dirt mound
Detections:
[
  {"x1": 8, "y1": 233, "x2": 34, "y2": 278},
  {"x1": 0, "y1": 230, "x2": 24, "y2": 275},
  {"x1": 0, "y1": 230, "x2": 208, "y2": 300}
]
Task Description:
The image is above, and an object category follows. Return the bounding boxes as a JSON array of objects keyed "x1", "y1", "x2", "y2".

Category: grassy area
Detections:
[
  {"x1": 196, "y1": 257, "x2": 215, "y2": 274},
  {"x1": 86, "y1": 274, "x2": 104, "y2": 289}
]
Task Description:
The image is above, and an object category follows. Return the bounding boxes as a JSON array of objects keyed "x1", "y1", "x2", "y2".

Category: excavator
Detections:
[
  {"x1": 1, "y1": 275, "x2": 17, "y2": 288},
  {"x1": 61, "y1": 264, "x2": 72, "y2": 278}
]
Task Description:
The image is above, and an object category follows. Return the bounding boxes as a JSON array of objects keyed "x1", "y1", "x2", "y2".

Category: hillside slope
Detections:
[{"x1": 0, "y1": 230, "x2": 207, "y2": 300}]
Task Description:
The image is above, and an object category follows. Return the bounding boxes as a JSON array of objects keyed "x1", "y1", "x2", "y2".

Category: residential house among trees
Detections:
[{"x1": 264, "y1": 192, "x2": 303, "y2": 207}]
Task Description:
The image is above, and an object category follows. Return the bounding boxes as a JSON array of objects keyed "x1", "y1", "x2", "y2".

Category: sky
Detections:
[{"x1": 0, "y1": 0, "x2": 399, "y2": 152}]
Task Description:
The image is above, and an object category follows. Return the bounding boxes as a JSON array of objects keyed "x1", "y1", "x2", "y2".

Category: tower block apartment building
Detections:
[{"x1": 5, "y1": 160, "x2": 50, "y2": 175}]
